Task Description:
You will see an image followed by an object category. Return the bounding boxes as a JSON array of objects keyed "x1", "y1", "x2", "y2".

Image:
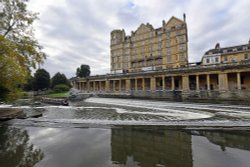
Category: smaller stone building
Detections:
[{"x1": 202, "y1": 40, "x2": 250, "y2": 65}]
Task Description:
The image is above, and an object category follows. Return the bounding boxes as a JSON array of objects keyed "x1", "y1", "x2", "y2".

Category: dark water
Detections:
[
  {"x1": 0, "y1": 126, "x2": 250, "y2": 167},
  {"x1": 1, "y1": 97, "x2": 250, "y2": 167}
]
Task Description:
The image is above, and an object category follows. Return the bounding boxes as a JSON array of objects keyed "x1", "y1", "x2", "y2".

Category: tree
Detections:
[
  {"x1": 0, "y1": 0, "x2": 46, "y2": 100},
  {"x1": 51, "y1": 72, "x2": 69, "y2": 88},
  {"x1": 0, "y1": 126, "x2": 44, "y2": 166},
  {"x1": 23, "y1": 75, "x2": 34, "y2": 91},
  {"x1": 76, "y1": 64, "x2": 90, "y2": 78},
  {"x1": 33, "y1": 69, "x2": 50, "y2": 91}
]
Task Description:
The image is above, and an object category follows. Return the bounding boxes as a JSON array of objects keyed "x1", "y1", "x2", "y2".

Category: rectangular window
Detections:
[
  {"x1": 166, "y1": 32, "x2": 170, "y2": 39},
  {"x1": 167, "y1": 49, "x2": 171, "y2": 56},
  {"x1": 158, "y1": 36, "x2": 162, "y2": 41},
  {"x1": 244, "y1": 54, "x2": 249, "y2": 59},
  {"x1": 206, "y1": 58, "x2": 210, "y2": 63},
  {"x1": 180, "y1": 53, "x2": 185, "y2": 61},
  {"x1": 157, "y1": 59, "x2": 162, "y2": 64},
  {"x1": 243, "y1": 46, "x2": 248, "y2": 50},
  {"x1": 176, "y1": 30, "x2": 181, "y2": 36},
  {"x1": 177, "y1": 36, "x2": 185, "y2": 43},
  {"x1": 158, "y1": 43, "x2": 162, "y2": 49},
  {"x1": 224, "y1": 56, "x2": 228, "y2": 62},
  {"x1": 166, "y1": 40, "x2": 171, "y2": 47},
  {"x1": 215, "y1": 57, "x2": 219, "y2": 62},
  {"x1": 179, "y1": 44, "x2": 185, "y2": 52}
]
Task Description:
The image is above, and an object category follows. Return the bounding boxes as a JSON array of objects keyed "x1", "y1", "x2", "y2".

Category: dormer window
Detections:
[
  {"x1": 206, "y1": 58, "x2": 210, "y2": 63},
  {"x1": 233, "y1": 48, "x2": 238, "y2": 52}
]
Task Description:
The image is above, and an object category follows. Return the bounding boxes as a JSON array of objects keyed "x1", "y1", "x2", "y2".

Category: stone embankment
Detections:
[
  {"x1": 0, "y1": 103, "x2": 43, "y2": 121},
  {"x1": 0, "y1": 107, "x2": 23, "y2": 121}
]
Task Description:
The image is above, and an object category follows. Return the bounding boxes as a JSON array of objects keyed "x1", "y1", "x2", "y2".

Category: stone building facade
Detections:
[
  {"x1": 110, "y1": 15, "x2": 188, "y2": 74},
  {"x1": 202, "y1": 41, "x2": 250, "y2": 66},
  {"x1": 73, "y1": 16, "x2": 250, "y2": 101}
]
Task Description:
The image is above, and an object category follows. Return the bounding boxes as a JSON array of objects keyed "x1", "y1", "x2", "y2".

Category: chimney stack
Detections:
[
  {"x1": 183, "y1": 13, "x2": 186, "y2": 22},
  {"x1": 215, "y1": 43, "x2": 220, "y2": 49}
]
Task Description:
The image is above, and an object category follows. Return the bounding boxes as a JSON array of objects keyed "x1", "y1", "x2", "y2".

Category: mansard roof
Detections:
[{"x1": 204, "y1": 43, "x2": 250, "y2": 57}]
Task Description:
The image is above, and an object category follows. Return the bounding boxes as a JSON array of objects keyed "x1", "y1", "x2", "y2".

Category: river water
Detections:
[{"x1": 1, "y1": 97, "x2": 250, "y2": 167}]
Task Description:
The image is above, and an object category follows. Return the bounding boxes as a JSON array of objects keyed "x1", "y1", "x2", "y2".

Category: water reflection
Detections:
[
  {"x1": 1, "y1": 124, "x2": 250, "y2": 167},
  {"x1": 111, "y1": 126, "x2": 193, "y2": 167},
  {"x1": 191, "y1": 130, "x2": 250, "y2": 151},
  {"x1": 0, "y1": 126, "x2": 44, "y2": 167}
]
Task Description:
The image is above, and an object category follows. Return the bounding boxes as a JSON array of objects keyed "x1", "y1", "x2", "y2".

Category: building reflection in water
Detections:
[
  {"x1": 191, "y1": 130, "x2": 250, "y2": 151},
  {"x1": 111, "y1": 126, "x2": 193, "y2": 167},
  {"x1": 0, "y1": 126, "x2": 44, "y2": 167}
]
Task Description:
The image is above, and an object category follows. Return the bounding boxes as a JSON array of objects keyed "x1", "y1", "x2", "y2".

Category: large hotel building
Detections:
[
  {"x1": 110, "y1": 15, "x2": 188, "y2": 73},
  {"x1": 72, "y1": 15, "x2": 250, "y2": 100}
]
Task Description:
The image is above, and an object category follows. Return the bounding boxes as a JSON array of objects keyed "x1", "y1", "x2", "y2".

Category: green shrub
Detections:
[{"x1": 52, "y1": 84, "x2": 70, "y2": 93}]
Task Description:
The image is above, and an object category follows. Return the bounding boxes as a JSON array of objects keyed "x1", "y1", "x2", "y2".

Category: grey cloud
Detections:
[{"x1": 29, "y1": 0, "x2": 250, "y2": 78}]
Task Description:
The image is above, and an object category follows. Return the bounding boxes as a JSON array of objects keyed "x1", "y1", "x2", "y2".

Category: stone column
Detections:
[
  {"x1": 142, "y1": 78, "x2": 145, "y2": 91},
  {"x1": 82, "y1": 82, "x2": 85, "y2": 92},
  {"x1": 119, "y1": 80, "x2": 122, "y2": 92},
  {"x1": 93, "y1": 81, "x2": 96, "y2": 92},
  {"x1": 219, "y1": 73, "x2": 228, "y2": 91},
  {"x1": 150, "y1": 77, "x2": 156, "y2": 91},
  {"x1": 99, "y1": 81, "x2": 102, "y2": 91},
  {"x1": 162, "y1": 76, "x2": 165, "y2": 90},
  {"x1": 135, "y1": 78, "x2": 138, "y2": 91},
  {"x1": 171, "y1": 76, "x2": 175, "y2": 90},
  {"x1": 84, "y1": 82, "x2": 86, "y2": 91},
  {"x1": 79, "y1": 82, "x2": 81, "y2": 91},
  {"x1": 196, "y1": 75, "x2": 200, "y2": 91},
  {"x1": 105, "y1": 80, "x2": 109, "y2": 92},
  {"x1": 207, "y1": 74, "x2": 210, "y2": 91},
  {"x1": 237, "y1": 72, "x2": 241, "y2": 90},
  {"x1": 126, "y1": 79, "x2": 131, "y2": 91},
  {"x1": 87, "y1": 81, "x2": 90, "y2": 92},
  {"x1": 89, "y1": 82, "x2": 92, "y2": 91},
  {"x1": 182, "y1": 75, "x2": 189, "y2": 91},
  {"x1": 76, "y1": 82, "x2": 79, "y2": 90}
]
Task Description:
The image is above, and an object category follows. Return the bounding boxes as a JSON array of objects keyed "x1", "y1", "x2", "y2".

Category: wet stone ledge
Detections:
[{"x1": 0, "y1": 108, "x2": 24, "y2": 121}]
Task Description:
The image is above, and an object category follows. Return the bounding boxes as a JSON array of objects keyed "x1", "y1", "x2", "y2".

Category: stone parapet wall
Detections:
[{"x1": 92, "y1": 90, "x2": 250, "y2": 102}]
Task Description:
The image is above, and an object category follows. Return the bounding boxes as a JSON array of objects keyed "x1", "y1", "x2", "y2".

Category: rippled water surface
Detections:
[{"x1": 1, "y1": 97, "x2": 250, "y2": 167}]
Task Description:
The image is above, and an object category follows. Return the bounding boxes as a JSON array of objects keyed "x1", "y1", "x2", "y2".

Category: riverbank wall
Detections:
[{"x1": 89, "y1": 89, "x2": 250, "y2": 102}]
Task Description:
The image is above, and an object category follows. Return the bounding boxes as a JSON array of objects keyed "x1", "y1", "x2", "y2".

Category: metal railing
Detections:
[{"x1": 76, "y1": 61, "x2": 250, "y2": 81}]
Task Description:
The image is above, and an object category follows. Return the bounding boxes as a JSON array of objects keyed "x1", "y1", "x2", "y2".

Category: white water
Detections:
[{"x1": 2, "y1": 97, "x2": 250, "y2": 127}]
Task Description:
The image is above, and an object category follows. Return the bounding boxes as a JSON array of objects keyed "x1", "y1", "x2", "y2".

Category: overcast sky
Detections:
[{"x1": 28, "y1": 0, "x2": 250, "y2": 78}]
